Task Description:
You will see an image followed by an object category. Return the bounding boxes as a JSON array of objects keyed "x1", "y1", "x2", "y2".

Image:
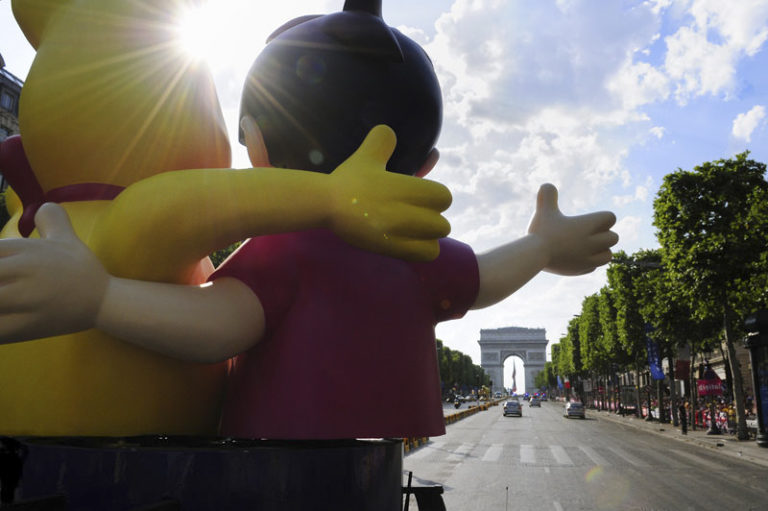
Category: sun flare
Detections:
[{"x1": 176, "y1": 2, "x2": 231, "y2": 65}]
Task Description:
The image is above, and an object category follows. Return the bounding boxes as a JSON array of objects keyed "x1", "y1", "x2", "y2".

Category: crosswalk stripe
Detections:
[
  {"x1": 550, "y1": 445, "x2": 574, "y2": 465},
  {"x1": 482, "y1": 443, "x2": 504, "y2": 462},
  {"x1": 606, "y1": 446, "x2": 650, "y2": 467},
  {"x1": 520, "y1": 444, "x2": 536, "y2": 464},
  {"x1": 447, "y1": 443, "x2": 473, "y2": 462},
  {"x1": 578, "y1": 445, "x2": 611, "y2": 466}
]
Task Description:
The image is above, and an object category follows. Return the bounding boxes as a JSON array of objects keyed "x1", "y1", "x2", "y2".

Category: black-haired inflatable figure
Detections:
[
  {"x1": 240, "y1": 0, "x2": 442, "y2": 177},
  {"x1": 215, "y1": 0, "x2": 466, "y2": 439},
  {"x1": 210, "y1": 0, "x2": 618, "y2": 440}
]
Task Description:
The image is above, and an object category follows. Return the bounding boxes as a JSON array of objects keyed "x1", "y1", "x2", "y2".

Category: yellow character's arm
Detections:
[
  {"x1": 0, "y1": 188, "x2": 22, "y2": 238},
  {"x1": 93, "y1": 125, "x2": 452, "y2": 282}
]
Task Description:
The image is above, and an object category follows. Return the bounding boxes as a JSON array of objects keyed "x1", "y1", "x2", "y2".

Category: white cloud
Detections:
[
  {"x1": 650, "y1": 126, "x2": 666, "y2": 139},
  {"x1": 614, "y1": 215, "x2": 643, "y2": 244},
  {"x1": 663, "y1": 0, "x2": 768, "y2": 102},
  {"x1": 608, "y1": 60, "x2": 671, "y2": 110},
  {"x1": 612, "y1": 183, "x2": 651, "y2": 206},
  {"x1": 422, "y1": 0, "x2": 664, "y2": 258},
  {"x1": 732, "y1": 105, "x2": 766, "y2": 142}
]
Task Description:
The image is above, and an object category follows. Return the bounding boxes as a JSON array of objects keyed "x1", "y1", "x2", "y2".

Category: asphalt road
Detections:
[{"x1": 404, "y1": 400, "x2": 768, "y2": 510}]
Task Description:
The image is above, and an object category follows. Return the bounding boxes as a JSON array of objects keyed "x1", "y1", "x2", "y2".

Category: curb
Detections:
[{"x1": 404, "y1": 400, "x2": 503, "y2": 454}]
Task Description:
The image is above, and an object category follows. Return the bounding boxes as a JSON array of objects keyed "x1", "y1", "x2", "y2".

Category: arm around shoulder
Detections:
[
  {"x1": 96, "y1": 276, "x2": 265, "y2": 363},
  {"x1": 0, "y1": 203, "x2": 265, "y2": 361}
]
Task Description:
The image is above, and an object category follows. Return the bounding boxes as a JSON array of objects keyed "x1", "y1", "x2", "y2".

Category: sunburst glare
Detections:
[{"x1": 176, "y1": 1, "x2": 229, "y2": 65}]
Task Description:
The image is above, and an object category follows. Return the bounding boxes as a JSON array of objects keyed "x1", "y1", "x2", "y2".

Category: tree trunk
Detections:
[
  {"x1": 669, "y1": 351, "x2": 678, "y2": 426},
  {"x1": 690, "y1": 346, "x2": 698, "y2": 431},
  {"x1": 723, "y1": 309, "x2": 749, "y2": 440},
  {"x1": 634, "y1": 361, "x2": 642, "y2": 418},
  {"x1": 718, "y1": 343, "x2": 731, "y2": 398}
]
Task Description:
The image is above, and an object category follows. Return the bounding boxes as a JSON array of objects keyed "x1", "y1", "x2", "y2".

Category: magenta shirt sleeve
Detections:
[
  {"x1": 208, "y1": 236, "x2": 299, "y2": 336},
  {"x1": 413, "y1": 238, "x2": 480, "y2": 322}
]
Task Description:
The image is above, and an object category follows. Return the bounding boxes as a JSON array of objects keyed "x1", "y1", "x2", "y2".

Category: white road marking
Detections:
[
  {"x1": 406, "y1": 440, "x2": 444, "y2": 460},
  {"x1": 520, "y1": 444, "x2": 536, "y2": 464},
  {"x1": 482, "y1": 443, "x2": 504, "y2": 462},
  {"x1": 578, "y1": 445, "x2": 611, "y2": 466},
  {"x1": 447, "y1": 443, "x2": 474, "y2": 462},
  {"x1": 553, "y1": 501, "x2": 564, "y2": 511},
  {"x1": 550, "y1": 445, "x2": 574, "y2": 465}
]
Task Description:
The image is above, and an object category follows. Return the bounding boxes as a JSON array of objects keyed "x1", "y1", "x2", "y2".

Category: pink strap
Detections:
[{"x1": 0, "y1": 136, "x2": 124, "y2": 236}]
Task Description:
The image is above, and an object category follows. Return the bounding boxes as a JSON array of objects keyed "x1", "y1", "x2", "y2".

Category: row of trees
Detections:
[
  {"x1": 436, "y1": 339, "x2": 491, "y2": 395},
  {"x1": 545, "y1": 152, "x2": 768, "y2": 440}
]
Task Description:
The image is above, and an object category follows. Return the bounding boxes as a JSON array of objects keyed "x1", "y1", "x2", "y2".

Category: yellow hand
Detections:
[{"x1": 328, "y1": 125, "x2": 452, "y2": 261}]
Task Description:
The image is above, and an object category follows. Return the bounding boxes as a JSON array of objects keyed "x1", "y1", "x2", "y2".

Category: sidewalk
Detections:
[{"x1": 590, "y1": 407, "x2": 768, "y2": 468}]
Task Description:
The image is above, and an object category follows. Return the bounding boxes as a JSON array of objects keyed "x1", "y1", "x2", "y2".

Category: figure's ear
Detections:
[
  {"x1": 240, "y1": 116, "x2": 271, "y2": 168},
  {"x1": 12, "y1": 0, "x2": 68, "y2": 49},
  {"x1": 415, "y1": 148, "x2": 439, "y2": 178}
]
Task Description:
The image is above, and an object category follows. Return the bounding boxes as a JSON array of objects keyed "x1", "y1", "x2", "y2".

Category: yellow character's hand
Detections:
[{"x1": 327, "y1": 125, "x2": 452, "y2": 262}]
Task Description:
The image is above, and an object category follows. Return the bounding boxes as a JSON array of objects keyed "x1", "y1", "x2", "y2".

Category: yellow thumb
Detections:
[{"x1": 353, "y1": 125, "x2": 397, "y2": 166}]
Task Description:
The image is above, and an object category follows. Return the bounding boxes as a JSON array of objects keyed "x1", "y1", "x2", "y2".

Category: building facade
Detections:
[{"x1": 1, "y1": 52, "x2": 24, "y2": 191}]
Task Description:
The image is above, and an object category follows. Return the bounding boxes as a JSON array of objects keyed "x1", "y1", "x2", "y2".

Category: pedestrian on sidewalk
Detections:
[{"x1": 679, "y1": 400, "x2": 688, "y2": 435}]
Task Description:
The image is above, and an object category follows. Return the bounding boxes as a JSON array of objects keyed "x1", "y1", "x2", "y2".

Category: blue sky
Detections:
[{"x1": 2, "y1": 0, "x2": 767, "y2": 391}]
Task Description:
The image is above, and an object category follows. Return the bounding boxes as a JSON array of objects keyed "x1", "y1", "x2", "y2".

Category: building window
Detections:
[{"x1": 0, "y1": 92, "x2": 15, "y2": 112}]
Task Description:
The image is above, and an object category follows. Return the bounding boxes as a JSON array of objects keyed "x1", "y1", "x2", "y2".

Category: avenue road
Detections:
[{"x1": 403, "y1": 401, "x2": 767, "y2": 510}]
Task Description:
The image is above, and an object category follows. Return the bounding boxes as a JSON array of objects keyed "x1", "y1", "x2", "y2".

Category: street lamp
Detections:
[{"x1": 744, "y1": 310, "x2": 768, "y2": 448}]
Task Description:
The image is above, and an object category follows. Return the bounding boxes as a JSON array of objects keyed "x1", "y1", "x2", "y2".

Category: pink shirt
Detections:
[{"x1": 211, "y1": 230, "x2": 479, "y2": 439}]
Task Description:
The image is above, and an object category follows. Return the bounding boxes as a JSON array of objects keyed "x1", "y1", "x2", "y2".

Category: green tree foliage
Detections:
[
  {"x1": 209, "y1": 242, "x2": 242, "y2": 268},
  {"x1": 435, "y1": 340, "x2": 489, "y2": 394},
  {"x1": 653, "y1": 152, "x2": 768, "y2": 440},
  {"x1": 598, "y1": 286, "x2": 626, "y2": 368},
  {"x1": 534, "y1": 361, "x2": 557, "y2": 390},
  {"x1": 579, "y1": 294, "x2": 605, "y2": 375},
  {"x1": 607, "y1": 251, "x2": 649, "y2": 365},
  {"x1": 653, "y1": 152, "x2": 768, "y2": 324}
]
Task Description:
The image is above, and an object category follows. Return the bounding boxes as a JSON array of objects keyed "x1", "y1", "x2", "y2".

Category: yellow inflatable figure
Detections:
[{"x1": 0, "y1": 0, "x2": 451, "y2": 436}]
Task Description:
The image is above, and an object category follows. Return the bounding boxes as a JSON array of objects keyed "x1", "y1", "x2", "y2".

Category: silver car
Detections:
[
  {"x1": 564, "y1": 401, "x2": 585, "y2": 419},
  {"x1": 503, "y1": 400, "x2": 523, "y2": 417}
]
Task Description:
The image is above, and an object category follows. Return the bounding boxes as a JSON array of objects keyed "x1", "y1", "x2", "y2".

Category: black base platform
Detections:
[{"x1": 1, "y1": 436, "x2": 403, "y2": 510}]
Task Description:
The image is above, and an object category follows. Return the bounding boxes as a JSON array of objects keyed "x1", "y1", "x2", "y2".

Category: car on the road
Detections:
[
  {"x1": 529, "y1": 397, "x2": 541, "y2": 407},
  {"x1": 564, "y1": 401, "x2": 585, "y2": 419},
  {"x1": 503, "y1": 400, "x2": 523, "y2": 417}
]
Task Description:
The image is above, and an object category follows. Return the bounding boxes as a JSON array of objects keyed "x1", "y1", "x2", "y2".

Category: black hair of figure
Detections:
[{"x1": 239, "y1": 0, "x2": 442, "y2": 176}]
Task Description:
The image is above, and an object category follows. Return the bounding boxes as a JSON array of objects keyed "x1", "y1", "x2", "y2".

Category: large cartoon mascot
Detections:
[{"x1": 0, "y1": 0, "x2": 451, "y2": 437}]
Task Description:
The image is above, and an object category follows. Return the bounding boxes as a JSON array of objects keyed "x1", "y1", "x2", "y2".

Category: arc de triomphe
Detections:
[{"x1": 478, "y1": 327, "x2": 548, "y2": 394}]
